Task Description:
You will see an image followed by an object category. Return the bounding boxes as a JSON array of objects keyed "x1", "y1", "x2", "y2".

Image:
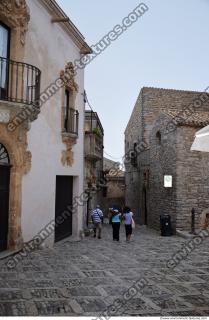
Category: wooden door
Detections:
[
  {"x1": 0, "y1": 165, "x2": 10, "y2": 251},
  {"x1": 55, "y1": 176, "x2": 73, "y2": 242}
]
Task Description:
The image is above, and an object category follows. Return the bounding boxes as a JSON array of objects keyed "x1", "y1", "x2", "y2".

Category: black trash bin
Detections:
[{"x1": 160, "y1": 214, "x2": 172, "y2": 236}]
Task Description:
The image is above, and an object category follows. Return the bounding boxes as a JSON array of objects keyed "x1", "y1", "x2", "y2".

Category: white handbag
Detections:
[{"x1": 132, "y1": 218, "x2": 135, "y2": 229}]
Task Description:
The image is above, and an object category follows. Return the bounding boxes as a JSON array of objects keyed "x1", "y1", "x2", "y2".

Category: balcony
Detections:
[
  {"x1": 0, "y1": 57, "x2": 41, "y2": 106},
  {"x1": 85, "y1": 110, "x2": 104, "y2": 161},
  {"x1": 85, "y1": 132, "x2": 103, "y2": 161}
]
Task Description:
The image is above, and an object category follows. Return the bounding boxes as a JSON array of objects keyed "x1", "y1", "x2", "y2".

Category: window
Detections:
[
  {"x1": 64, "y1": 89, "x2": 70, "y2": 131},
  {"x1": 0, "y1": 143, "x2": 10, "y2": 165},
  {"x1": 0, "y1": 22, "x2": 10, "y2": 59},
  {"x1": 131, "y1": 143, "x2": 138, "y2": 167},
  {"x1": 156, "y1": 131, "x2": 161, "y2": 145},
  {"x1": 64, "y1": 89, "x2": 79, "y2": 134},
  {"x1": 0, "y1": 22, "x2": 10, "y2": 98}
]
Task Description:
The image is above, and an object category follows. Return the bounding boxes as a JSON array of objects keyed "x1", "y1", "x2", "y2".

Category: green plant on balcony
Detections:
[{"x1": 92, "y1": 127, "x2": 102, "y2": 138}]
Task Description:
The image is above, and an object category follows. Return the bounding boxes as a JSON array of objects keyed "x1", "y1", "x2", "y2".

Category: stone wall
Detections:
[
  {"x1": 147, "y1": 113, "x2": 178, "y2": 231},
  {"x1": 125, "y1": 87, "x2": 209, "y2": 232},
  {"x1": 125, "y1": 92, "x2": 142, "y2": 222},
  {"x1": 176, "y1": 126, "x2": 209, "y2": 231},
  {"x1": 101, "y1": 175, "x2": 125, "y2": 217}
]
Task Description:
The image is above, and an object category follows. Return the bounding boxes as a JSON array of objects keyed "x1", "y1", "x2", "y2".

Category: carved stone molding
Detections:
[
  {"x1": 0, "y1": 122, "x2": 32, "y2": 250},
  {"x1": 61, "y1": 134, "x2": 77, "y2": 167},
  {"x1": 0, "y1": 0, "x2": 30, "y2": 45},
  {"x1": 60, "y1": 62, "x2": 79, "y2": 167},
  {"x1": 60, "y1": 62, "x2": 78, "y2": 92}
]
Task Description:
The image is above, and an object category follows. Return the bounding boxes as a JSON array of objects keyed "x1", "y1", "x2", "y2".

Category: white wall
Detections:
[{"x1": 21, "y1": 0, "x2": 85, "y2": 245}]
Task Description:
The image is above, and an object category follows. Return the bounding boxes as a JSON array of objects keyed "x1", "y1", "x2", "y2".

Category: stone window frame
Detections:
[
  {"x1": 60, "y1": 62, "x2": 78, "y2": 135},
  {"x1": 0, "y1": 1, "x2": 30, "y2": 61},
  {"x1": 60, "y1": 62, "x2": 79, "y2": 167},
  {"x1": 63, "y1": 87, "x2": 77, "y2": 134}
]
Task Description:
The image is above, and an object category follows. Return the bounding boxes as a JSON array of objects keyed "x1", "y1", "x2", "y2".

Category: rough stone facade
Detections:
[{"x1": 125, "y1": 87, "x2": 209, "y2": 232}]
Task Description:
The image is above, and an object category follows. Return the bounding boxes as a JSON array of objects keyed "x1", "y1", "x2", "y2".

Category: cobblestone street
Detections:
[{"x1": 1, "y1": 225, "x2": 209, "y2": 316}]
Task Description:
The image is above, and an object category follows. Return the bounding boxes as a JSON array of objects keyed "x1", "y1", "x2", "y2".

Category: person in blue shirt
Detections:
[{"x1": 111, "y1": 208, "x2": 121, "y2": 241}]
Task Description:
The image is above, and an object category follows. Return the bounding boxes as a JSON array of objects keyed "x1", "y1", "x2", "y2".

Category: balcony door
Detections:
[{"x1": 0, "y1": 22, "x2": 10, "y2": 99}]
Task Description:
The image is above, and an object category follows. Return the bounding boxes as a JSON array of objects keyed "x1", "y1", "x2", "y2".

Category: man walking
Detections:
[{"x1": 91, "y1": 205, "x2": 103, "y2": 239}]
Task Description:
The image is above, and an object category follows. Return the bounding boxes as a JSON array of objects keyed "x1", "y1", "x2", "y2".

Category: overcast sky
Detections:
[{"x1": 57, "y1": 0, "x2": 209, "y2": 162}]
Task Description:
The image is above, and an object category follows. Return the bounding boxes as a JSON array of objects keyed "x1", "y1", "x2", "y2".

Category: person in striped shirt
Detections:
[{"x1": 91, "y1": 205, "x2": 103, "y2": 239}]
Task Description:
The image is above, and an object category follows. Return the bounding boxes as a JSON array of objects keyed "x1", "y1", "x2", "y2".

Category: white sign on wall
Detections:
[
  {"x1": 164, "y1": 175, "x2": 172, "y2": 188},
  {"x1": 0, "y1": 110, "x2": 10, "y2": 123}
]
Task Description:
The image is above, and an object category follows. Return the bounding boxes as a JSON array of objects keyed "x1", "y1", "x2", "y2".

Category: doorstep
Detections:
[
  {"x1": 0, "y1": 248, "x2": 21, "y2": 261},
  {"x1": 176, "y1": 229, "x2": 202, "y2": 239}
]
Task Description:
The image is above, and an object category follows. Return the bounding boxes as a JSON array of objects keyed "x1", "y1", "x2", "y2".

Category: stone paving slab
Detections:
[{"x1": 0, "y1": 225, "x2": 209, "y2": 316}]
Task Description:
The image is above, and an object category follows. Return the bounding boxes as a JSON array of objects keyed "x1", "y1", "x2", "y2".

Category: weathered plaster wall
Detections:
[{"x1": 21, "y1": 0, "x2": 85, "y2": 245}]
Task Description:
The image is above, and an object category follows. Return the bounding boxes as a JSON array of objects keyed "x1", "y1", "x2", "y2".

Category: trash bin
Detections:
[{"x1": 160, "y1": 214, "x2": 172, "y2": 236}]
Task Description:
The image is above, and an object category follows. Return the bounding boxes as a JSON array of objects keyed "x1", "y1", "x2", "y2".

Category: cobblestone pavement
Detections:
[{"x1": 0, "y1": 225, "x2": 209, "y2": 316}]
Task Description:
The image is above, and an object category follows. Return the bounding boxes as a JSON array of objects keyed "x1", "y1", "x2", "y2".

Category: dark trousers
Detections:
[
  {"x1": 112, "y1": 222, "x2": 120, "y2": 241},
  {"x1": 125, "y1": 224, "x2": 132, "y2": 237}
]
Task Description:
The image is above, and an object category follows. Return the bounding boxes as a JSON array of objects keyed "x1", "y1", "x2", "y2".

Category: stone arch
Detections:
[{"x1": 0, "y1": 123, "x2": 31, "y2": 250}]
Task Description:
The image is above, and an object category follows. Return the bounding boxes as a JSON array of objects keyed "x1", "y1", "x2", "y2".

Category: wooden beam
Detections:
[{"x1": 51, "y1": 17, "x2": 70, "y2": 23}]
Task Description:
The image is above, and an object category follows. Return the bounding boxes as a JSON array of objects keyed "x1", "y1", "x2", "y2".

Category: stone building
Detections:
[
  {"x1": 101, "y1": 157, "x2": 125, "y2": 217},
  {"x1": 84, "y1": 110, "x2": 104, "y2": 225},
  {"x1": 0, "y1": 0, "x2": 91, "y2": 252},
  {"x1": 125, "y1": 87, "x2": 209, "y2": 232}
]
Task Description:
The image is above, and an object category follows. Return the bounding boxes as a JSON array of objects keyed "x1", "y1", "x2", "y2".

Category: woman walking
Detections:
[
  {"x1": 111, "y1": 208, "x2": 121, "y2": 241},
  {"x1": 123, "y1": 206, "x2": 134, "y2": 242}
]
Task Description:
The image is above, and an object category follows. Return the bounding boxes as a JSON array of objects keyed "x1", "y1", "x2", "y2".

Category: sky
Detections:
[{"x1": 57, "y1": 0, "x2": 209, "y2": 161}]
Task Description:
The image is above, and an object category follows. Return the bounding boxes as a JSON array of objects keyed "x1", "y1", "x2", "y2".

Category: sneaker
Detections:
[
  {"x1": 98, "y1": 236, "x2": 101, "y2": 239},
  {"x1": 93, "y1": 234, "x2": 96, "y2": 238}
]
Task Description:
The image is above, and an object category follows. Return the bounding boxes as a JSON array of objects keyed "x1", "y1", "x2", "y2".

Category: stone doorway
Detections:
[
  {"x1": 142, "y1": 187, "x2": 148, "y2": 225},
  {"x1": 55, "y1": 176, "x2": 73, "y2": 242},
  {"x1": 0, "y1": 124, "x2": 32, "y2": 251}
]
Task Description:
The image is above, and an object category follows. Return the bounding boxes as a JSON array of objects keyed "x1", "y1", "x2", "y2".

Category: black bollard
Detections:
[{"x1": 191, "y1": 208, "x2": 195, "y2": 234}]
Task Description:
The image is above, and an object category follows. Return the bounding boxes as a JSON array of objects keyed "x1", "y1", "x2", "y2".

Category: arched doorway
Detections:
[{"x1": 0, "y1": 143, "x2": 10, "y2": 251}]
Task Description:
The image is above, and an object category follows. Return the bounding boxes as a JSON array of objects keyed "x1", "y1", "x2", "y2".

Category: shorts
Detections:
[{"x1": 125, "y1": 224, "x2": 132, "y2": 237}]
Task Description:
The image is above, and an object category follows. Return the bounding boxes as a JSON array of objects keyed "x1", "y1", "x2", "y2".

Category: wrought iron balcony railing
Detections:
[
  {"x1": 0, "y1": 57, "x2": 41, "y2": 106},
  {"x1": 64, "y1": 107, "x2": 79, "y2": 135}
]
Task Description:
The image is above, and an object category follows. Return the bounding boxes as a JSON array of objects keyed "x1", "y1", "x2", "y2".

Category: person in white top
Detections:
[{"x1": 123, "y1": 206, "x2": 134, "y2": 241}]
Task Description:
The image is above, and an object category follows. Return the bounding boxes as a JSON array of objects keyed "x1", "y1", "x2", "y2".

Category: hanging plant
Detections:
[{"x1": 92, "y1": 127, "x2": 102, "y2": 138}]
